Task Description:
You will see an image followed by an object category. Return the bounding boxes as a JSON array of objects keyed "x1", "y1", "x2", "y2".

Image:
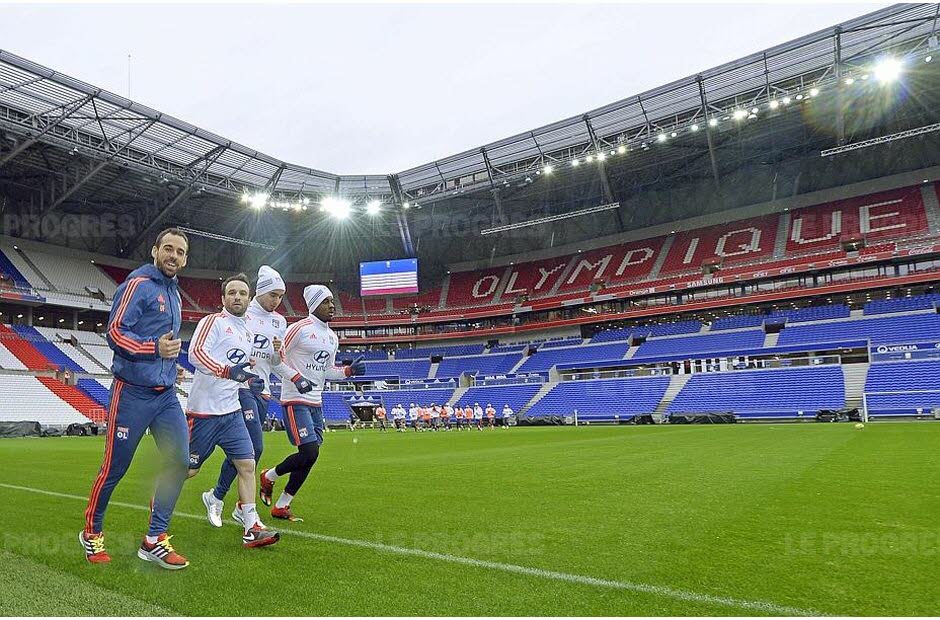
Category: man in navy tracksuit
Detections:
[{"x1": 80, "y1": 228, "x2": 192, "y2": 570}]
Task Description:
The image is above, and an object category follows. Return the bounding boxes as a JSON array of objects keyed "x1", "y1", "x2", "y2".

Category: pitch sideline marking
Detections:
[{"x1": 0, "y1": 482, "x2": 822, "y2": 616}]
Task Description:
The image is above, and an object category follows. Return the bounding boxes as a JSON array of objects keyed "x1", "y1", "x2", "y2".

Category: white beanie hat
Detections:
[
  {"x1": 255, "y1": 265, "x2": 285, "y2": 296},
  {"x1": 303, "y1": 284, "x2": 333, "y2": 313}
]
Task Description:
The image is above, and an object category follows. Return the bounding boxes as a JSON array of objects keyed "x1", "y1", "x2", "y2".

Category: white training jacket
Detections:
[
  {"x1": 278, "y1": 314, "x2": 351, "y2": 407},
  {"x1": 244, "y1": 298, "x2": 298, "y2": 396},
  {"x1": 187, "y1": 310, "x2": 253, "y2": 416}
]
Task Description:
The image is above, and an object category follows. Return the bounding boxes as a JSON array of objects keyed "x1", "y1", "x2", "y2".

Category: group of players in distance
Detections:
[
  {"x1": 79, "y1": 227, "x2": 366, "y2": 569},
  {"x1": 374, "y1": 402, "x2": 516, "y2": 431}
]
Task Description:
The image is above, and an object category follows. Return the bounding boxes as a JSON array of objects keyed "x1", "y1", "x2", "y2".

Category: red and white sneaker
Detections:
[
  {"x1": 242, "y1": 524, "x2": 280, "y2": 548},
  {"x1": 259, "y1": 469, "x2": 274, "y2": 507},
  {"x1": 270, "y1": 505, "x2": 304, "y2": 522},
  {"x1": 137, "y1": 534, "x2": 189, "y2": 570},
  {"x1": 79, "y1": 530, "x2": 110, "y2": 564}
]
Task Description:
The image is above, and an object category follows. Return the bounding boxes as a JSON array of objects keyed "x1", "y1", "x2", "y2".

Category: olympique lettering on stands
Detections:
[{"x1": 453, "y1": 184, "x2": 931, "y2": 305}]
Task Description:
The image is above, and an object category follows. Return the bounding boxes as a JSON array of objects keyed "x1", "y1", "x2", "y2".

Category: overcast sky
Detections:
[{"x1": 0, "y1": 2, "x2": 889, "y2": 174}]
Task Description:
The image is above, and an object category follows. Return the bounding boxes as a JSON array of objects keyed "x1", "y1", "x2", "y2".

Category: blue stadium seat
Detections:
[
  {"x1": 458, "y1": 384, "x2": 541, "y2": 412},
  {"x1": 362, "y1": 359, "x2": 431, "y2": 380},
  {"x1": 436, "y1": 353, "x2": 522, "y2": 378},
  {"x1": 590, "y1": 328, "x2": 633, "y2": 343},
  {"x1": 11, "y1": 325, "x2": 83, "y2": 372},
  {"x1": 767, "y1": 304, "x2": 850, "y2": 323},
  {"x1": 76, "y1": 378, "x2": 110, "y2": 408},
  {"x1": 516, "y1": 342, "x2": 632, "y2": 373},
  {"x1": 667, "y1": 366, "x2": 845, "y2": 418},
  {"x1": 648, "y1": 320, "x2": 702, "y2": 337},
  {"x1": 864, "y1": 360, "x2": 940, "y2": 416},
  {"x1": 634, "y1": 329, "x2": 765, "y2": 359},
  {"x1": 364, "y1": 387, "x2": 456, "y2": 409},
  {"x1": 394, "y1": 344, "x2": 486, "y2": 359},
  {"x1": 777, "y1": 313, "x2": 940, "y2": 346},
  {"x1": 863, "y1": 294, "x2": 940, "y2": 315},
  {"x1": 710, "y1": 314, "x2": 764, "y2": 331},
  {"x1": 526, "y1": 377, "x2": 670, "y2": 421}
]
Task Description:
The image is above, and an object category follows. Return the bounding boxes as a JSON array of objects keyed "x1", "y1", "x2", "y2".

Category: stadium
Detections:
[{"x1": 1, "y1": 3, "x2": 939, "y2": 616}]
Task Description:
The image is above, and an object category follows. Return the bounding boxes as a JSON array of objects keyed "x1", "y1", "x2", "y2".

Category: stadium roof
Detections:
[{"x1": 0, "y1": 3, "x2": 937, "y2": 215}]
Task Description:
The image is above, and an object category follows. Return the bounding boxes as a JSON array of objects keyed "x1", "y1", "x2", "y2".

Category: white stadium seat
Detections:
[{"x1": 0, "y1": 374, "x2": 93, "y2": 425}]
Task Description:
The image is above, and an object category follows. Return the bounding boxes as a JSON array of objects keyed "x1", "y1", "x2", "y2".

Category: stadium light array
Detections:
[
  {"x1": 571, "y1": 159, "x2": 580, "y2": 167},
  {"x1": 657, "y1": 133, "x2": 667, "y2": 142},
  {"x1": 366, "y1": 200, "x2": 382, "y2": 216},
  {"x1": 809, "y1": 87, "x2": 819, "y2": 97},
  {"x1": 733, "y1": 109, "x2": 747, "y2": 120},
  {"x1": 708, "y1": 118, "x2": 718, "y2": 127},
  {"x1": 543, "y1": 164, "x2": 554, "y2": 174},
  {"x1": 596, "y1": 152, "x2": 606, "y2": 161},
  {"x1": 617, "y1": 145, "x2": 627, "y2": 154},
  {"x1": 769, "y1": 100, "x2": 779, "y2": 109},
  {"x1": 874, "y1": 57, "x2": 903, "y2": 83},
  {"x1": 321, "y1": 196, "x2": 351, "y2": 219}
]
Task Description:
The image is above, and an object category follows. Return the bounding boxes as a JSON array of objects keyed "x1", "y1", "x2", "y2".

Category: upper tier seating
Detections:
[
  {"x1": 395, "y1": 344, "x2": 486, "y2": 359},
  {"x1": 22, "y1": 249, "x2": 117, "y2": 297},
  {"x1": 667, "y1": 365, "x2": 846, "y2": 418},
  {"x1": 362, "y1": 360, "x2": 432, "y2": 380},
  {"x1": 527, "y1": 376, "x2": 670, "y2": 420},
  {"x1": 0, "y1": 248, "x2": 33, "y2": 290},
  {"x1": 776, "y1": 313, "x2": 940, "y2": 346},
  {"x1": 864, "y1": 360, "x2": 940, "y2": 416},
  {"x1": 766, "y1": 304, "x2": 851, "y2": 323},
  {"x1": 634, "y1": 330, "x2": 765, "y2": 359},
  {"x1": 864, "y1": 294, "x2": 940, "y2": 315},
  {"x1": 436, "y1": 353, "x2": 523, "y2": 378},
  {"x1": 516, "y1": 342, "x2": 632, "y2": 373},
  {"x1": 710, "y1": 314, "x2": 765, "y2": 331}
]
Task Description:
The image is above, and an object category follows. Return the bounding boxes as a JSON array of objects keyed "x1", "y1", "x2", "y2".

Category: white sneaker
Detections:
[{"x1": 202, "y1": 490, "x2": 223, "y2": 528}]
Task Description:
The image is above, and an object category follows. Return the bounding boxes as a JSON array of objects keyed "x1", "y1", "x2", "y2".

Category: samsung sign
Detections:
[{"x1": 871, "y1": 341, "x2": 940, "y2": 361}]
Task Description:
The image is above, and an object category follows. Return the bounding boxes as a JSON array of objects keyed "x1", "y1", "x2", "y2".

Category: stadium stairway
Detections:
[
  {"x1": 0, "y1": 324, "x2": 56, "y2": 370},
  {"x1": 518, "y1": 382, "x2": 555, "y2": 417},
  {"x1": 37, "y1": 376, "x2": 106, "y2": 423},
  {"x1": 14, "y1": 247, "x2": 54, "y2": 290},
  {"x1": 843, "y1": 362, "x2": 871, "y2": 410},
  {"x1": 447, "y1": 386, "x2": 470, "y2": 407},
  {"x1": 653, "y1": 374, "x2": 693, "y2": 420},
  {"x1": 428, "y1": 361, "x2": 439, "y2": 379},
  {"x1": 623, "y1": 345, "x2": 639, "y2": 359},
  {"x1": 763, "y1": 331, "x2": 779, "y2": 347},
  {"x1": 72, "y1": 341, "x2": 110, "y2": 373}
]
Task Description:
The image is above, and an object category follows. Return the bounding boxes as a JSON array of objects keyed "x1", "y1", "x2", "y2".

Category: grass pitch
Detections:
[{"x1": 0, "y1": 423, "x2": 938, "y2": 616}]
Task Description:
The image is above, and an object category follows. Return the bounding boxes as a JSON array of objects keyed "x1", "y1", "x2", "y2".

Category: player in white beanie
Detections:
[
  {"x1": 203, "y1": 265, "x2": 314, "y2": 529},
  {"x1": 259, "y1": 283, "x2": 366, "y2": 521}
]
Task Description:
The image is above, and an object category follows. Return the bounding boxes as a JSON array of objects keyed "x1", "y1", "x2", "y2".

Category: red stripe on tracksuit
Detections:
[
  {"x1": 283, "y1": 318, "x2": 311, "y2": 351},
  {"x1": 285, "y1": 405, "x2": 300, "y2": 444},
  {"x1": 192, "y1": 314, "x2": 226, "y2": 376},
  {"x1": 108, "y1": 279, "x2": 157, "y2": 356},
  {"x1": 84, "y1": 380, "x2": 124, "y2": 533}
]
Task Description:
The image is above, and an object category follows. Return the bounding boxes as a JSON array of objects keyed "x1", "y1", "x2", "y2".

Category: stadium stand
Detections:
[
  {"x1": 666, "y1": 366, "x2": 846, "y2": 418},
  {"x1": 22, "y1": 249, "x2": 117, "y2": 297},
  {"x1": 526, "y1": 376, "x2": 670, "y2": 421},
  {"x1": 0, "y1": 374, "x2": 95, "y2": 425},
  {"x1": 0, "y1": 324, "x2": 56, "y2": 370},
  {"x1": 11, "y1": 325, "x2": 84, "y2": 372},
  {"x1": 864, "y1": 360, "x2": 940, "y2": 416},
  {"x1": 710, "y1": 314, "x2": 765, "y2": 331},
  {"x1": 777, "y1": 313, "x2": 940, "y2": 346},
  {"x1": 436, "y1": 353, "x2": 523, "y2": 378},
  {"x1": 395, "y1": 343, "x2": 486, "y2": 359},
  {"x1": 634, "y1": 330, "x2": 766, "y2": 359},
  {"x1": 338, "y1": 349, "x2": 390, "y2": 361},
  {"x1": 766, "y1": 304, "x2": 851, "y2": 323},
  {"x1": 362, "y1": 359, "x2": 433, "y2": 380},
  {"x1": 365, "y1": 387, "x2": 456, "y2": 409},
  {"x1": 516, "y1": 342, "x2": 632, "y2": 373},
  {"x1": 458, "y1": 384, "x2": 542, "y2": 412},
  {"x1": 863, "y1": 294, "x2": 940, "y2": 315},
  {"x1": 0, "y1": 342, "x2": 27, "y2": 370},
  {"x1": 0, "y1": 248, "x2": 33, "y2": 291}
]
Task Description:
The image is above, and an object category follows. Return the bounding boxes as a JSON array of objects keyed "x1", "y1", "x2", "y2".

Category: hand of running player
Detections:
[
  {"x1": 349, "y1": 355, "x2": 366, "y2": 377},
  {"x1": 158, "y1": 331, "x2": 182, "y2": 359},
  {"x1": 272, "y1": 336, "x2": 282, "y2": 353},
  {"x1": 291, "y1": 373, "x2": 314, "y2": 394},
  {"x1": 248, "y1": 376, "x2": 265, "y2": 395},
  {"x1": 224, "y1": 361, "x2": 259, "y2": 383},
  {"x1": 176, "y1": 365, "x2": 185, "y2": 385}
]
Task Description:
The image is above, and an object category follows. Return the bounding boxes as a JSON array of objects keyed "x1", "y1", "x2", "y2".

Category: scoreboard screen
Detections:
[{"x1": 359, "y1": 258, "x2": 418, "y2": 296}]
